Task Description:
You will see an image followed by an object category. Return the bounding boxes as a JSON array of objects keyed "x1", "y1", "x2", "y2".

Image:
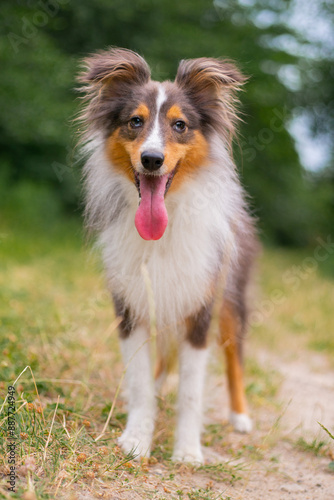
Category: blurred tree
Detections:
[
  {"x1": 291, "y1": 0, "x2": 334, "y2": 240},
  {"x1": 0, "y1": 0, "x2": 332, "y2": 244},
  {"x1": 0, "y1": 2, "x2": 77, "y2": 208}
]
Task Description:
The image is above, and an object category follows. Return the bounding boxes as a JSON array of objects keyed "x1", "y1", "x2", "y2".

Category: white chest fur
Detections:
[{"x1": 98, "y1": 155, "x2": 241, "y2": 329}]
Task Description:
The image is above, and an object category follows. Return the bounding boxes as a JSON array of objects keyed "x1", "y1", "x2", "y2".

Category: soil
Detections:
[
  {"x1": 202, "y1": 348, "x2": 334, "y2": 499},
  {"x1": 155, "y1": 347, "x2": 334, "y2": 499}
]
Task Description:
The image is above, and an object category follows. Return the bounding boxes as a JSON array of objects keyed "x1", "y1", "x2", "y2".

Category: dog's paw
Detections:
[
  {"x1": 172, "y1": 445, "x2": 203, "y2": 465},
  {"x1": 118, "y1": 429, "x2": 152, "y2": 459},
  {"x1": 229, "y1": 411, "x2": 253, "y2": 433}
]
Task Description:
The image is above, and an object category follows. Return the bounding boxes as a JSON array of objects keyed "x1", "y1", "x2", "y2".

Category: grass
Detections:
[
  {"x1": 250, "y1": 246, "x2": 334, "y2": 360},
  {"x1": 295, "y1": 436, "x2": 327, "y2": 456},
  {"x1": 318, "y1": 423, "x2": 334, "y2": 471},
  {"x1": 0, "y1": 213, "x2": 242, "y2": 498},
  {"x1": 245, "y1": 358, "x2": 282, "y2": 408},
  {"x1": 0, "y1": 207, "x2": 334, "y2": 498}
]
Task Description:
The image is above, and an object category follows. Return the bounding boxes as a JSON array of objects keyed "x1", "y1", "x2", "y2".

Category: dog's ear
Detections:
[
  {"x1": 78, "y1": 47, "x2": 151, "y2": 88},
  {"x1": 175, "y1": 57, "x2": 246, "y2": 143},
  {"x1": 76, "y1": 48, "x2": 151, "y2": 135},
  {"x1": 175, "y1": 57, "x2": 245, "y2": 98}
]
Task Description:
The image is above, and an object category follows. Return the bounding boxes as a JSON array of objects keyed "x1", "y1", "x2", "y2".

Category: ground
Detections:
[{"x1": 0, "y1": 217, "x2": 333, "y2": 499}]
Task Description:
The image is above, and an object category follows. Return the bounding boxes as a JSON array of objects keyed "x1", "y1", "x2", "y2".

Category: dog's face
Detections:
[
  {"x1": 106, "y1": 82, "x2": 209, "y2": 194},
  {"x1": 78, "y1": 48, "x2": 244, "y2": 240}
]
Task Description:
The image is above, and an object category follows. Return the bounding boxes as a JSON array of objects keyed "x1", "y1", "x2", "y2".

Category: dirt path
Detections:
[
  {"x1": 151, "y1": 348, "x2": 334, "y2": 500},
  {"x1": 201, "y1": 348, "x2": 334, "y2": 499}
]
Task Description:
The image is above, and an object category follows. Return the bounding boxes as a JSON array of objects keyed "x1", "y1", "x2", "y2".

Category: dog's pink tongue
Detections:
[{"x1": 135, "y1": 174, "x2": 169, "y2": 240}]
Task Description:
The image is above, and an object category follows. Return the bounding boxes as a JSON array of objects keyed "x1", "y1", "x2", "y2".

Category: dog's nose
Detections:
[{"x1": 141, "y1": 151, "x2": 164, "y2": 172}]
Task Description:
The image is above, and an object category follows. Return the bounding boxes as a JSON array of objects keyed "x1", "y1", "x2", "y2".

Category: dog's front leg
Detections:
[
  {"x1": 118, "y1": 324, "x2": 156, "y2": 459},
  {"x1": 172, "y1": 304, "x2": 212, "y2": 464}
]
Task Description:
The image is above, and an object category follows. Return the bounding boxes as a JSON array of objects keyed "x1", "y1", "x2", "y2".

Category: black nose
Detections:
[{"x1": 141, "y1": 151, "x2": 164, "y2": 171}]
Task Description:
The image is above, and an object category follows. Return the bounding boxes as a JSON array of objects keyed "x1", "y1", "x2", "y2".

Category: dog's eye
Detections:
[
  {"x1": 173, "y1": 120, "x2": 186, "y2": 133},
  {"x1": 129, "y1": 116, "x2": 143, "y2": 129}
]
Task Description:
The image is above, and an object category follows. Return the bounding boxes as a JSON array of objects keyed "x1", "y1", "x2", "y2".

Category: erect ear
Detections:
[
  {"x1": 175, "y1": 57, "x2": 246, "y2": 142},
  {"x1": 78, "y1": 47, "x2": 151, "y2": 88},
  {"x1": 175, "y1": 57, "x2": 245, "y2": 98},
  {"x1": 76, "y1": 48, "x2": 151, "y2": 134}
]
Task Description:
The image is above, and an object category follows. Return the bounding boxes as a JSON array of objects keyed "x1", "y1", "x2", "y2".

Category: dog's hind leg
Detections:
[{"x1": 219, "y1": 300, "x2": 252, "y2": 433}]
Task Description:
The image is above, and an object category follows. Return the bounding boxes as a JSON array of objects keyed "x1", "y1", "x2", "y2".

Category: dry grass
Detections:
[
  {"x1": 249, "y1": 247, "x2": 334, "y2": 360},
  {"x1": 0, "y1": 216, "x2": 333, "y2": 498}
]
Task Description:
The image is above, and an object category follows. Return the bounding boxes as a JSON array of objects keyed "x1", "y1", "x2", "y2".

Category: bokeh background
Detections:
[{"x1": 1, "y1": 0, "x2": 334, "y2": 248}]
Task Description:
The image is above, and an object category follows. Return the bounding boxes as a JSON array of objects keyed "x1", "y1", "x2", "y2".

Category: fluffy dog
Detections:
[{"x1": 77, "y1": 48, "x2": 258, "y2": 464}]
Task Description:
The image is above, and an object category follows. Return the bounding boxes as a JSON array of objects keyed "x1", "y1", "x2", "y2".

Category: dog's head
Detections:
[{"x1": 78, "y1": 48, "x2": 245, "y2": 240}]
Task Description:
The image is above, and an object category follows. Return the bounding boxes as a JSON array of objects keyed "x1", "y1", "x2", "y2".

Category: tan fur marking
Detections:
[
  {"x1": 166, "y1": 105, "x2": 186, "y2": 122},
  {"x1": 219, "y1": 301, "x2": 247, "y2": 414},
  {"x1": 106, "y1": 131, "x2": 133, "y2": 182},
  {"x1": 133, "y1": 104, "x2": 150, "y2": 121},
  {"x1": 106, "y1": 130, "x2": 144, "y2": 181},
  {"x1": 166, "y1": 131, "x2": 209, "y2": 193},
  {"x1": 106, "y1": 126, "x2": 209, "y2": 192}
]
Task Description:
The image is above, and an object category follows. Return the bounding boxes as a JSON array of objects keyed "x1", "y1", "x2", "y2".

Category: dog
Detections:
[{"x1": 77, "y1": 48, "x2": 259, "y2": 464}]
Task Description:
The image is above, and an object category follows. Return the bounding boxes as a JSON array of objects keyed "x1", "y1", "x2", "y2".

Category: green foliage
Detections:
[{"x1": 1, "y1": 0, "x2": 333, "y2": 244}]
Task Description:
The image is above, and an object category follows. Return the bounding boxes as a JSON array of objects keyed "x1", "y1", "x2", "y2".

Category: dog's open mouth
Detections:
[{"x1": 134, "y1": 168, "x2": 177, "y2": 241}]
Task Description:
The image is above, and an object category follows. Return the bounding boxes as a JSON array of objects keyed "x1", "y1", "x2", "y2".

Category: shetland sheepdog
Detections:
[{"x1": 77, "y1": 48, "x2": 259, "y2": 464}]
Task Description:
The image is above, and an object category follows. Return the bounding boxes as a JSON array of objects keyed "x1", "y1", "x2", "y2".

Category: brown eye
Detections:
[
  {"x1": 129, "y1": 116, "x2": 143, "y2": 129},
  {"x1": 173, "y1": 120, "x2": 186, "y2": 133}
]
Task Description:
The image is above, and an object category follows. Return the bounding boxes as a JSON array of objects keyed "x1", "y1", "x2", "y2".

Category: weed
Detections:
[
  {"x1": 318, "y1": 422, "x2": 334, "y2": 472},
  {"x1": 187, "y1": 487, "x2": 230, "y2": 499},
  {"x1": 295, "y1": 437, "x2": 327, "y2": 456},
  {"x1": 196, "y1": 462, "x2": 243, "y2": 483}
]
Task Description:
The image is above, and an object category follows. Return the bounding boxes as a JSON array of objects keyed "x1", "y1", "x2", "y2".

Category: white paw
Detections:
[
  {"x1": 229, "y1": 411, "x2": 253, "y2": 433},
  {"x1": 172, "y1": 444, "x2": 203, "y2": 465},
  {"x1": 118, "y1": 429, "x2": 152, "y2": 459}
]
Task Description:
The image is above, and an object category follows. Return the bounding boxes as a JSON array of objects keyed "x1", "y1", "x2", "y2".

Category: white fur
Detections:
[
  {"x1": 229, "y1": 411, "x2": 253, "y2": 433},
  {"x1": 172, "y1": 342, "x2": 208, "y2": 464},
  {"x1": 141, "y1": 85, "x2": 167, "y2": 153},
  {"x1": 118, "y1": 325, "x2": 156, "y2": 458}
]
